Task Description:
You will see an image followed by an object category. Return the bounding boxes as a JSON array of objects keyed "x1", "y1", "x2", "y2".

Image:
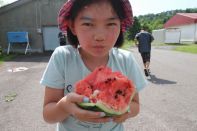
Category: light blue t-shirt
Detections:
[{"x1": 40, "y1": 45, "x2": 147, "y2": 131}]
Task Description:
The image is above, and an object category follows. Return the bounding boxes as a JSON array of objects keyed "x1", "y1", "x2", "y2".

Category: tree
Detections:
[
  {"x1": 137, "y1": 8, "x2": 197, "y2": 31},
  {"x1": 126, "y1": 16, "x2": 141, "y2": 40}
]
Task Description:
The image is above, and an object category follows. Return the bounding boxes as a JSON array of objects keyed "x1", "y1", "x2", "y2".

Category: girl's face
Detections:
[{"x1": 70, "y1": 1, "x2": 121, "y2": 58}]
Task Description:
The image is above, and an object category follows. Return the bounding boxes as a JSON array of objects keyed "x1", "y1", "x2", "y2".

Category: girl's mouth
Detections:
[{"x1": 93, "y1": 45, "x2": 105, "y2": 49}]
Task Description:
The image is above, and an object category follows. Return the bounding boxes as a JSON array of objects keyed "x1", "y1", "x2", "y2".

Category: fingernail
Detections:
[
  {"x1": 83, "y1": 97, "x2": 89, "y2": 103},
  {"x1": 100, "y1": 112, "x2": 106, "y2": 117}
]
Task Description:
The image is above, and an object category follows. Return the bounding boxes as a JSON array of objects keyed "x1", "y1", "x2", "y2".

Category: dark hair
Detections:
[{"x1": 66, "y1": 0, "x2": 126, "y2": 48}]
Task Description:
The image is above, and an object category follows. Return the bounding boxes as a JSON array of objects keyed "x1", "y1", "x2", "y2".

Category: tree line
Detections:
[{"x1": 126, "y1": 8, "x2": 197, "y2": 40}]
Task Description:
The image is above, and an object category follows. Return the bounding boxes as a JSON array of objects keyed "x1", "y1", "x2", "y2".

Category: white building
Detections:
[{"x1": 153, "y1": 13, "x2": 197, "y2": 44}]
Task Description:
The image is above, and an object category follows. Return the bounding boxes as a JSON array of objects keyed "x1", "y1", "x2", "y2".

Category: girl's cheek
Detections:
[
  {"x1": 79, "y1": 28, "x2": 93, "y2": 38},
  {"x1": 108, "y1": 28, "x2": 120, "y2": 37},
  {"x1": 77, "y1": 31, "x2": 92, "y2": 43}
]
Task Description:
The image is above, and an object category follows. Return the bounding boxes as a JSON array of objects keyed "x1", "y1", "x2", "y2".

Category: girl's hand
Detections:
[
  {"x1": 112, "y1": 112, "x2": 129, "y2": 123},
  {"x1": 59, "y1": 92, "x2": 112, "y2": 123}
]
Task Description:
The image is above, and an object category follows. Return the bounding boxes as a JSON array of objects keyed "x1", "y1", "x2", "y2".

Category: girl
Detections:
[{"x1": 40, "y1": 0, "x2": 147, "y2": 130}]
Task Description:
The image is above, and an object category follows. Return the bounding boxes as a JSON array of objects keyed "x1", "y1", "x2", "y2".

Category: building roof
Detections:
[
  {"x1": 164, "y1": 13, "x2": 197, "y2": 28},
  {"x1": 0, "y1": 0, "x2": 33, "y2": 15}
]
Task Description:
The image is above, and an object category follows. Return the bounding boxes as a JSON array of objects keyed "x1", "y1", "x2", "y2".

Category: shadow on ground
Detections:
[
  {"x1": 147, "y1": 74, "x2": 177, "y2": 85},
  {"x1": 4, "y1": 52, "x2": 52, "y2": 63}
]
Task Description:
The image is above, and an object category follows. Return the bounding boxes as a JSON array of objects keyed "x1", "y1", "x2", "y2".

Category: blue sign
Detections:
[{"x1": 7, "y1": 32, "x2": 29, "y2": 43}]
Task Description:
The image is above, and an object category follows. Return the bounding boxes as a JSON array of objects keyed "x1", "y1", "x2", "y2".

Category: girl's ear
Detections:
[{"x1": 68, "y1": 20, "x2": 76, "y2": 35}]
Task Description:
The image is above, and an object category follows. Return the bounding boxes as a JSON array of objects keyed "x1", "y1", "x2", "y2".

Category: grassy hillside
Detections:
[{"x1": 137, "y1": 8, "x2": 197, "y2": 30}]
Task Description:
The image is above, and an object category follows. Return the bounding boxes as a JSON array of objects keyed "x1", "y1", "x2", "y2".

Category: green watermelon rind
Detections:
[
  {"x1": 78, "y1": 101, "x2": 123, "y2": 116},
  {"x1": 78, "y1": 89, "x2": 136, "y2": 116}
]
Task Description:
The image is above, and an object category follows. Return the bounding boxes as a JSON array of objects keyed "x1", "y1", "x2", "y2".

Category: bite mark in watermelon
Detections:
[{"x1": 75, "y1": 66, "x2": 136, "y2": 116}]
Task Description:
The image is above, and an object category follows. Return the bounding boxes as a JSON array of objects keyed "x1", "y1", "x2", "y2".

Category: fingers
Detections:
[
  {"x1": 67, "y1": 92, "x2": 89, "y2": 103},
  {"x1": 73, "y1": 109, "x2": 105, "y2": 119},
  {"x1": 59, "y1": 93, "x2": 89, "y2": 115},
  {"x1": 72, "y1": 108, "x2": 113, "y2": 123},
  {"x1": 75, "y1": 110, "x2": 113, "y2": 123},
  {"x1": 87, "y1": 116, "x2": 113, "y2": 123},
  {"x1": 112, "y1": 112, "x2": 129, "y2": 123},
  {"x1": 65, "y1": 93, "x2": 106, "y2": 120},
  {"x1": 65, "y1": 93, "x2": 129, "y2": 123}
]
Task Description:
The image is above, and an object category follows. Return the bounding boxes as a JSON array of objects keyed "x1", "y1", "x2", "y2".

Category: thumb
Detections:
[{"x1": 67, "y1": 92, "x2": 89, "y2": 103}]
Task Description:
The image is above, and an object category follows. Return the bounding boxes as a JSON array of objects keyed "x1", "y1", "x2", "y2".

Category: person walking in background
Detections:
[{"x1": 135, "y1": 28, "x2": 154, "y2": 77}]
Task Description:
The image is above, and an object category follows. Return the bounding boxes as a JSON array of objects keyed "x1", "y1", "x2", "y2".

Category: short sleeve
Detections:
[
  {"x1": 127, "y1": 53, "x2": 147, "y2": 92},
  {"x1": 135, "y1": 33, "x2": 139, "y2": 40},
  {"x1": 40, "y1": 47, "x2": 66, "y2": 89}
]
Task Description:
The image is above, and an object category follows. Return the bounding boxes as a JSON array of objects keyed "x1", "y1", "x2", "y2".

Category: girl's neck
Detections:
[{"x1": 79, "y1": 48, "x2": 109, "y2": 71}]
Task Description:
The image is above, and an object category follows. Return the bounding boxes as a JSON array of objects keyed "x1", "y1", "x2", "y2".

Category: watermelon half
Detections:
[{"x1": 75, "y1": 66, "x2": 136, "y2": 116}]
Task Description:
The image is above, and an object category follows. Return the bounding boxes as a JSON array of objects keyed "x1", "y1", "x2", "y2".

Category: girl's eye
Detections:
[
  {"x1": 107, "y1": 23, "x2": 117, "y2": 26},
  {"x1": 82, "y1": 23, "x2": 93, "y2": 26}
]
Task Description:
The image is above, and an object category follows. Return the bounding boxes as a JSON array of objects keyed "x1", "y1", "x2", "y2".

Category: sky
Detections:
[
  {"x1": 130, "y1": 0, "x2": 197, "y2": 16},
  {"x1": 2, "y1": 0, "x2": 197, "y2": 16}
]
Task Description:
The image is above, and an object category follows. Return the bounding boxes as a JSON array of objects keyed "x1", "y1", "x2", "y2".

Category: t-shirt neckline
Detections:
[{"x1": 76, "y1": 47, "x2": 112, "y2": 73}]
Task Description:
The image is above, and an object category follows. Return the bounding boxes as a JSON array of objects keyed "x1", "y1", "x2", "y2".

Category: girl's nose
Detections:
[
  {"x1": 94, "y1": 35, "x2": 105, "y2": 42},
  {"x1": 94, "y1": 29, "x2": 106, "y2": 42}
]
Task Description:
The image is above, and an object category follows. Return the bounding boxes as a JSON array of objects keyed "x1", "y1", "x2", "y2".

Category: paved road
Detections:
[
  {"x1": 0, "y1": 47, "x2": 197, "y2": 131},
  {"x1": 125, "y1": 47, "x2": 197, "y2": 131}
]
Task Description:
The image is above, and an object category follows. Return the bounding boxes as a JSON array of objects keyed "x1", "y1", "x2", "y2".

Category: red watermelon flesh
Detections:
[{"x1": 75, "y1": 66, "x2": 136, "y2": 115}]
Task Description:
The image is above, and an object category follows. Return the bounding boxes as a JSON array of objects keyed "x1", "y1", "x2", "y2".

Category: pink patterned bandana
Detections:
[{"x1": 58, "y1": 0, "x2": 133, "y2": 33}]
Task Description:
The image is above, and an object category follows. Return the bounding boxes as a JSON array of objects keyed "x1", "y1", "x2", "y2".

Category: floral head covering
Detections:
[{"x1": 58, "y1": 0, "x2": 133, "y2": 33}]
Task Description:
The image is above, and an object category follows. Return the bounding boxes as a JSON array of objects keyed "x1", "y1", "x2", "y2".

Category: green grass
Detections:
[
  {"x1": 174, "y1": 44, "x2": 197, "y2": 54},
  {"x1": 0, "y1": 54, "x2": 16, "y2": 64},
  {"x1": 122, "y1": 40, "x2": 197, "y2": 54}
]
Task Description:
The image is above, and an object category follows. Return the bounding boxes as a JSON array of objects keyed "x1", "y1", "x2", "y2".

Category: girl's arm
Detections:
[
  {"x1": 43, "y1": 87, "x2": 69, "y2": 123},
  {"x1": 128, "y1": 92, "x2": 140, "y2": 117},
  {"x1": 43, "y1": 87, "x2": 112, "y2": 124}
]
